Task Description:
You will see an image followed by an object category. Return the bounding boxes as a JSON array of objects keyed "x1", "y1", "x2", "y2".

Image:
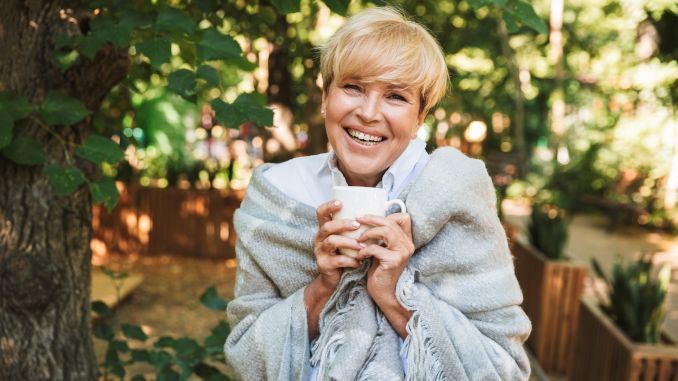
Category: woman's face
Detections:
[{"x1": 323, "y1": 79, "x2": 425, "y2": 187}]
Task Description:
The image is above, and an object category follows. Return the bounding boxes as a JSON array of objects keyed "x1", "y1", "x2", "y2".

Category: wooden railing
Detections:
[{"x1": 92, "y1": 184, "x2": 244, "y2": 258}]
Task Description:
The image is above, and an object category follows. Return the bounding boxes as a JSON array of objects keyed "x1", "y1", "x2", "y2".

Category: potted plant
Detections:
[
  {"x1": 569, "y1": 255, "x2": 677, "y2": 381},
  {"x1": 511, "y1": 190, "x2": 587, "y2": 374}
]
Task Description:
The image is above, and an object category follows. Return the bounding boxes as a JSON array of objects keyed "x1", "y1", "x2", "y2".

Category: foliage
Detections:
[
  {"x1": 528, "y1": 190, "x2": 569, "y2": 260},
  {"x1": 591, "y1": 254, "x2": 672, "y2": 344},
  {"x1": 1, "y1": 0, "x2": 549, "y2": 210},
  {"x1": 92, "y1": 277, "x2": 232, "y2": 381}
]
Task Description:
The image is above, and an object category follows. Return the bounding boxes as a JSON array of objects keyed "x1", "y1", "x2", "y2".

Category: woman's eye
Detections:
[
  {"x1": 343, "y1": 84, "x2": 361, "y2": 91},
  {"x1": 388, "y1": 93, "x2": 407, "y2": 101}
]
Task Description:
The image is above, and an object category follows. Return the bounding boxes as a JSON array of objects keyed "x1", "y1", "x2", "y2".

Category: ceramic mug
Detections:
[{"x1": 331, "y1": 186, "x2": 407, "y2": 257}]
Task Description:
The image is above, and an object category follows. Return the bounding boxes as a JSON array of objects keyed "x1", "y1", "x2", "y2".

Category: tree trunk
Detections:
[{"x1": 0, "y1": 1, "x2": 128, "y2": 379}]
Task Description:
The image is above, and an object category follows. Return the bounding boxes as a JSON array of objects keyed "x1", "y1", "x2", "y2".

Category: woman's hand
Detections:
[
  {"x1": 356, "y1": 212, "x2": 415, "y2": 338},
  {"x1": 312, "y1": 200, "x2": 365, "y2": 289},
  {"x1": 305, "y1": 200, "x2": 364, "y2": 339}
]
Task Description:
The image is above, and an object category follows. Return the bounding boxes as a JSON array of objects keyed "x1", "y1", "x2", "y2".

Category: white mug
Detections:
[{"x1": 331, "y1": 186, "x2": 407, "y2": 258}]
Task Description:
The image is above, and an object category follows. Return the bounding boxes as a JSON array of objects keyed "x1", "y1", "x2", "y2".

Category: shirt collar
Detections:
[{"x1": 316, "y1": 138, "x2": 427, "y2": 192}]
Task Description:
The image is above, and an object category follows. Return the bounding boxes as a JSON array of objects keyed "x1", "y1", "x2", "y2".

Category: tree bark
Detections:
[{"x1": 0, "y1": 1, "x2": 128, "y2": 379}]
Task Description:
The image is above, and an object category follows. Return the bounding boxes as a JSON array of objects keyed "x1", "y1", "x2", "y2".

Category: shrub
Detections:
[{"x1": 591, "y1": 254, "x2": 672, "y2": 343}]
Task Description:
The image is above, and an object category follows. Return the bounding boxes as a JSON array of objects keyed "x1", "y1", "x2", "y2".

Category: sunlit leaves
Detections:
[
  {"x1": 2, "y1": 137, "x2": 45, "y2": 165},
  {"x1": 322, "y1": 0, "x2": 350, "y2": 16},
  {"x1": 53, "y1": 49, "x2": 80, "y2": 71},
  {"x1": 0, "y1": 92, "x2": 32, "y2": 121},
  {"x1": 76, "y1": 134, "x2": 125, "y2": 164},
  {"x1": 197, "y1": 29, "x2": 242, "y2": 61},
  {"x1": 270, "y1": 0, "x2": 301, "y2": 14},
  {"x1": 42, "y1": 165, "x2": 86, "y2": 195},
  {"x1": 136, "y1": 38, "x2": 172, "y2": 69},
  {"x1": 210, "y1": 93, "x2": 273, "y2": 129},
  {"x1": 39, "y1": 91, "x2": 91, "y2": 125},
  {"x1": 88, "y1": 177, "x2": 119, "y2": 213},
  {"x1": 0, "y1": 114, "x2": 13, "y2": 150},
  {"x1": 154, "y1": 7, "x2": 198, "y2": 35},
  {"x1": 168, "y1": 69, "x2": 197, "y2": 101},
  {"x1": 506, "y1": 0, "x2": 548, "y2": 35},
  {"x1": 196, "y1": 65, "x2": 220, "y2": 87}
]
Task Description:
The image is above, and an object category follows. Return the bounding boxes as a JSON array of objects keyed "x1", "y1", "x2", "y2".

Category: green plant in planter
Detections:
[
  {"x1": 591, "y1": 254, "x2": 672, "y2": 343},
  {"x1": 528, "y1": 189, "x2": 569, "y2": 260}
]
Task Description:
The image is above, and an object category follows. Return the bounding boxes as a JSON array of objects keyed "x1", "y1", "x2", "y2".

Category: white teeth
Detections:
[{"x1": 347, "y1": 129, "x2": 383, "y2": 143}]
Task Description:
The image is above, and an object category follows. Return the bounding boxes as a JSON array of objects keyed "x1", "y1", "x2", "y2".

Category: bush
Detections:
[
  {"x1": 591, "y1": 254, "x2": 672, "y2": 343},
  {"x1": 528, "y1": 189, "x2": 570, "y2": 260},
  {"x1": 92, "y1": 285, "x2": 233, "y2": 381}
]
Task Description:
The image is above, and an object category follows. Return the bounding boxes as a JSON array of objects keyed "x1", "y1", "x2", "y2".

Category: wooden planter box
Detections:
[
  {"x1": 92, "y1": 184, "x2": 244, "y2": 258},
  {"x1": 569, "y1": 298, "x2": 678, "y2": 381},
  {"x1": 511, "y1": 239, "x2": 587, "y2": 374}
]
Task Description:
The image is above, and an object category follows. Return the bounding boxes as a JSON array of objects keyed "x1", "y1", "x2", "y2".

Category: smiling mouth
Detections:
[{"x1": 344, "y1": 128, "x2": 385, "y2": 146}]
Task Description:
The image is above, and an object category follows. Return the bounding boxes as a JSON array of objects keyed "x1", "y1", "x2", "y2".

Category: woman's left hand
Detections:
[{"x1": 355, "y1": 213, "x2": 415, "y2": 304}]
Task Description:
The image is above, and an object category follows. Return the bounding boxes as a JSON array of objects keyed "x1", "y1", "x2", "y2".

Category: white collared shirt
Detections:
[{"x1": 264, "y1": 138, "x2": 430, "y2": 208}]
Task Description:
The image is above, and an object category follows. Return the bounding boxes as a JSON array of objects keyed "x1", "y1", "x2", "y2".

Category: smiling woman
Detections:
[{"x1": 225, "y1": 6, "x2": 532, "y2": 381}]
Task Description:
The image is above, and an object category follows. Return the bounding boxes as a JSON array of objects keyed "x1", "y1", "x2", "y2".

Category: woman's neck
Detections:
[{"x1": 338, "y1": 161, "x2": 385, "y2": 187}]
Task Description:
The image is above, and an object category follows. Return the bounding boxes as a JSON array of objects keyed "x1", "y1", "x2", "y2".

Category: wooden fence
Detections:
[
  {"x1": 92, "y1": 184, "x2": 244, "y2": 258},
  {"x1": 570, "y1": 298, "x2": 678, "y2": 381},
  {"x1": 512, "y1": 239, "x2": 587, "y2": 374}
]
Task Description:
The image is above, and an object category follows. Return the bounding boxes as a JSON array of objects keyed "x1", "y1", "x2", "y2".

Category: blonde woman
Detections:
[{"x1": 225, "y1": 7, "x2": 531, "y2": 380}]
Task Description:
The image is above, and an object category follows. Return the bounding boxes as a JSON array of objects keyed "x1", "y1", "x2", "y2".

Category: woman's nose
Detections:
[{"x1": 357, "y1": 94, "x2": 382, "y2": 123}]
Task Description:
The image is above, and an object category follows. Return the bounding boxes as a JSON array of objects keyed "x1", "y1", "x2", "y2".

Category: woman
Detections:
[{"x1": 225, "y1": 7, "x2": 531, "y2": 381}]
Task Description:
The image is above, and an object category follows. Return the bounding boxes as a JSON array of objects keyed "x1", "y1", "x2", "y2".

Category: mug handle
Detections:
[{"x1": 386, "y1": 199, "x2": 407, "y2": 214}]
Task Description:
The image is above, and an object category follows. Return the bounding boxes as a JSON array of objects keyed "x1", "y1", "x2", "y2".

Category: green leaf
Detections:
[
  {"x1": 173, "y1": 337, "x2": 204, "y2": 364},
  {"x1": 136, "y1": 38, "x2": 172, "y2": 70},
  {"x1": 0, "y1": 114, "x2": 13, "y2": 150},
  {"x1": 204, "y1": 321, "x2": 230, "y2": 355},
  {"x1": 122, "y1": 323, "x2": 149, "y2": 341},
  {"x1": 196, "y1": 65, "x2": 220, "y2": 87},
  {"x1": 197, "y1": 29, "x2": 242, "y2": 61},
  {"x1": 148, "y1": 350, "x2": 173, "y2": 368},
  {"x1": 90, "y1": 16, "x2": 132, "y2": 47},
  {"x1": 75, "y1": 134, "x2": 124, "y2": 164},
  {"x1": 507, "y1": 0, "x2": 548, "y2": 34},
  {"x1": 0, "y1": 92, "x2": 33, "y2": 120},
  {"x1": 211, "y1": 93, "x2": 273, "y2": 129},
  {"x1": 270, "y1": 0, "x2": 301, "y2": 14},
  {"x1": 156, "y1": 368, "x2": 180, "y2": 381},
  {"x1": 110, "y1": 339, "x2": 130, "y2": 353},
  {"x1": 195, "y1": 0, "x2": 219, "y2": 12},
  {"x1": 2, "y1": 137, "x2": 45, "y2": 165},
  {"x1": 199, "y1": 286, "x2": 227, "y2": 311},
  {"x1": 118, "y1": 9, "x2": 155, "y2": 30},
  {"x1": 39, "y1": 91, "x2": 90, "y2": 126},
  {"x1": 131, "y1": 349, "x2": 151, "y2": 363},
  {"x1": 88, "y1": 177, "x2": 119, "y2": 213},
  {"x1": 503, "y1": 11, "x2": 520, "y2": 33},
  {"x1": 154, "y1": 336, "x2": 177, "y2": 348},
  {"x1": 94, "y1": 323, "x2": 115, "y2": 341},
  {"x1": 154, "y1": 7, "x2": 198, "y2": 35},
  {"x1": 467, "y1": 0, "x2": 490, "y2": 9},
  {"x1": 168, "y1": 69, "x2": 197, "y2": 101},
  {"x1": 130, "y1": 375, "x2": 147, "y2": 381},
  {"x1": 322, "y1": 0, "x2": 350, "y2": 15},
  {"x1": 79, "y1": 34, "x2": 105, "y2": 59},
  {"x1": 91, "y1": 300, "x2": 112, "y2": 318},
  {"x1": 42, "y1": 165, "x2": 86, "y2": 195},
  {"x1": 225, "y1": 57, "x2": 257, "y2": 72},
  {"x1": 52, "y1": 49, "x2": 80, "y2": 71}
]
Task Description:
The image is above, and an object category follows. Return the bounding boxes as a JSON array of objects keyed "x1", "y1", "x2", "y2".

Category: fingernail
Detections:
[
  {"x1": 333, "y1": 200, "x2": 341, "y2": 206},
  {"x1": 359, "y1": 243, "x2": 366, "y2": 248},
  {"x1": 351, "y1": 220, "x2": 360, "y2": 228}
]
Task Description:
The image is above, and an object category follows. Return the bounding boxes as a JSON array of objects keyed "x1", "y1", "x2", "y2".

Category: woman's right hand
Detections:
[{"x1": 312, "y1": 200, "x2": 364, "y2": 291}]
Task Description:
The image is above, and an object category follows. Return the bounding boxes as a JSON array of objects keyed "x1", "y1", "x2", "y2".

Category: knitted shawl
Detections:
[{"x1": 224, "y1": 147, "x2": 532, "y2": 381}]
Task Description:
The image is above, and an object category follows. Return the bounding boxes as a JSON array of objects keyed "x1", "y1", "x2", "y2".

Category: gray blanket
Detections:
[{"x1": 224, "y1": 147, "x2": 531, "y2": 380}]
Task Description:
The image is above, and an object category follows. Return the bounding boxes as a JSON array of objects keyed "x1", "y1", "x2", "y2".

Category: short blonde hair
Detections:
[{"x1": 319, "y1": 7, "x2": 449, "y2": 114}]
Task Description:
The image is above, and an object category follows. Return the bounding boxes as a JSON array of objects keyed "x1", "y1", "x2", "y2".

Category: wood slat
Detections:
[{"x1": 92, "y1": 184, "x2": 243, "y2": 258}]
